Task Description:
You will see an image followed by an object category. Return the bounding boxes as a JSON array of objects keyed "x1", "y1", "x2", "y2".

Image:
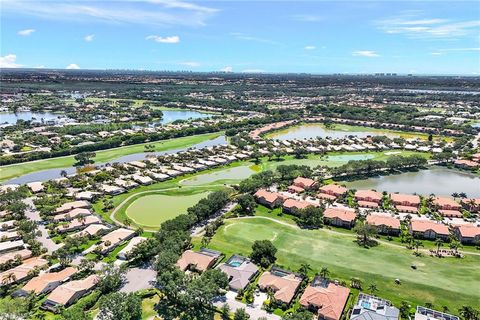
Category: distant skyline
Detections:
[{"x1": 1, "y1": 0, "x2": 479, "y2": 75}]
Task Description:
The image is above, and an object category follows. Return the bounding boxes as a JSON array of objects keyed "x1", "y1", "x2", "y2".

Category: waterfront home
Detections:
[
  {"x1": 366, "y1": 215, "x2": 400, "y2": 235},
  {"x1": 433, "y1": 197, "x2": 461, "y2": 211},
  {"x1": 0, "y1": 257, "x2": 49, "y2": 286},
  {"x1": 389, "y1": 193, "x2": 421, "y2": 210},
  {"x1": 460, "y1": 198, "x2": 480, "y2": 212},
  {"x1": 438, "y1": 209, "x2": 463, "y2": 218},
  {"x1": 131, "y1": 174, "x2": 154, "y2": 185},
  {"x1": 87, "y1": 228, "x2": 135, "y2": 255},
  {"x1": 16, "y1": 267, "x2": 77, "y2": 296},
  {"x1": 350, "y1": 293, "x2": 399, "y2": 320},
  {"x1": 454, "y1": 159, "x2": 480, "y2": 170},
  {"x1": 59, "y1": 215, "x2": 101, "y2": 233},
  {"x1": 147, "y1": 171, "x2": 170, "y2": 181},
  {"x1": 0, "y1": 240, "x2": 25, "y2": 254},
  {"x1": 409, "y1": 220, "x2": 450, "y2": 240},
  {"x1": 26, "y1": 181, "x2": 44, "y2": 193},
  {"x1": 55, "y1": 200, "x2": 91, "y2": 214},
  {"x1": 0, "y1": 248, "x2": 32, "y2": 265},
  {"x1": 217, "y1": 255, "x2": 259, "y2": 291},
  {"x1": 323, "y1": 208, "x2": 357, "y2": 229},
  {"x1": 414, "y1": 306, "x2": 459, "y2": 320},
  {"x1": 293, "y1": 177, "x2": 318, "y2": 190},
  {"x1": 176, "y1": 249, "x2": 221, "y2": 273},
  {"x1": 254, "y1": 189, "x2": 284, "y2": 208},
  {"x1": 117, "y1": 236, "x2": 147, "y2": 260},
  {"x1": 299, "y1": 277, "x2": 350, "y2": 320},
  {"x1": 355, "y1": 190, "x2": 383, "y2": 208},
  {"x1": 53, "y1": 208, "x2": 91, "y2": 222},
  {"x1": 257, "y1": 266, "x2": 302, "y2": 305},
  {"x1": 129, "y1": 161, "x2": 147, "y2": 169},
  {"x1": 283, "y1": 198, "x2": 317, "y2": 215},
  {"x1": 74, "y1": 191, "x2": 99, "y2": 201},
  {"x1": 317, "y1": 184, "x2": 348, "y2": 201},
  {"x1": 42, "y1": 275, "x2": 100, "y2": 310},
  {"x1": 454, "y1": 225, "x2": 480, "y2": 244}
]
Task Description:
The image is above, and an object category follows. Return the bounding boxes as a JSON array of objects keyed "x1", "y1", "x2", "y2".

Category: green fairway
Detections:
[
  {"x1": 180, "y1": 165, "x2": 256, "y2": 186},
  {"x1": 126, "y1": 191, "x2": 210, "y2": 227},
  {"x1": 206, "y1": 214, "x2": 480, "y2": 312},
  {"x1": 0, "y1": 132, "x2": 222, "y2": 182}
]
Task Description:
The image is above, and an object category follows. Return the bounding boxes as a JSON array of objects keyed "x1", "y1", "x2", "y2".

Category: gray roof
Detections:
[{"x1": 218, "y1": 259, "x2": 259, "y2": 291}]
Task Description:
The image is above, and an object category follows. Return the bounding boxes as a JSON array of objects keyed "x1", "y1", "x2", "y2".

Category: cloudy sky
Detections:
[{"x1": 1, "y1": 0, "x2": 479, "y2": 74}]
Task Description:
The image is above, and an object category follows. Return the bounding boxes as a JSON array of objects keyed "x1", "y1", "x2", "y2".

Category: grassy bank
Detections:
[{"x1": 0, "y1": 132, "x2": 223, "y2": 182}]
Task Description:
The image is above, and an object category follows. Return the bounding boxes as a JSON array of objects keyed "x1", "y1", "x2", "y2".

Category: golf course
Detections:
[{"x1": 204, "y1": 210, "x2": 480, "y2": 311}]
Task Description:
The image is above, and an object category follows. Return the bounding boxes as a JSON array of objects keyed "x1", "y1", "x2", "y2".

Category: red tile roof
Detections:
[
  {"x1": 293, "y1": 177, "x2": 317, "y2": 189},
  {"x1": 455, "y1": 225, "x2": 480, "y2": 238},
  {"x1": 319, "y1": 184, "x2": 348, "y2": 196},
  {"x1": 366, "y1": 215, "x2": 400, "y2": 229},
  {"x1": 283, "y1": 198, "x2": 316, "y2": 211},
  {"x1": 299, "y1": 282, "x2": 350, "y2": 320},
  {"x1": 410, "y1": 220, "x2": 449, "y2": 235},
  {"x1": 355, "y1": 190, "x2": 382, "y2": 202},
  {"x1": 389, "y1": 193, "x2": 421, "y2": 206},
  {"x1": 324, "y1": 208, "x2": 356, "y2": 222}
]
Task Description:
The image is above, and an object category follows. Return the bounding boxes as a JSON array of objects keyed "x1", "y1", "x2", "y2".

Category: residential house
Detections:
[
  {"x1": 43, "y1": 275, "x2": 100, "y2": 310},
  {"x1": 71, "y1": 224, "x2": 109, "y2": 238},
  {"x1": 433, "y1": 197, "x2": 461, "y2": 211},
  {"x1": 16, "y1": 267, "x2": 77, "y2": 296},
  {"x1": 26, "y1": 181, "x2": 44, "y2": 193},
  {"x1": 454, "y1": 225, "x2": 480, "y2": 244},
  {"x1": 410, "y1": 220, "x2": 450, "y2": 240},
  {"x1": 53, "y1": 208, "x2": 91, "y2": 222},
  {"x1": 323, "y1": 208, "x2": 357, "y2": 229},
  {"x1": 0, "y1": 240, "x2": 25, "y2": 254},
  {"x1": 176, "y1": 249, "x2": 221, "y2": 273},
  {"x1": 55, "y1": 201, "x2": 90, "y2": 214},
  {"x1": 254, "y1": 189, "x2": 284, "y2": 208},
  {"x1": 454, "y1": 159, "x2": 480, "y2": 170},
  {"x1": 292, "y1": 177, "x2": 318, "y2": 190},
  {"x1": 117, "y1": 236, "x2": 147, "y2": 260},
  {"x1": 389, "y1": 193, "x2": 420, "y2": 213},
  {"x1": 460, "y1": 198, "x2": 480, "y2": 213},
  {"x1": 283, "y1": 198, "x2": 317, "y2": 215},
  {"x1": 217, "y1": 255, "x2": 259, "y2": 291},
  {"x1": 257, "y1": 266, "x2": 302, "y2": 305},
  {"x1": 58, "y1": 215, "x2": 101, "y2": 233},
  {"x1": 355, "y1": 190, "x2": 383, "y2": 208},
  {"x1": 86, "y1": 228, "x2": 135, "y2": 255},
  {"x1": 366, "y1": 215, "x2": 401, "y2": 235},
  {"x1": 0, "y1": 257, "x2": 49, "y2": 286},
  {"x1": 350, "y1": 293, "x2": 399, "y2": 320},
  {"x1": 317, "y1": 184, "x2": 348, "y2": 201},
  {"x1": 299, "y1": 277, "x2": 350, "y2": 320},
  {"x1": 414, "y1": 306, "x2": 459, "y2": 320},
  {"x1": 0, "y1": 249, "x2": 32, "y2": 265}
]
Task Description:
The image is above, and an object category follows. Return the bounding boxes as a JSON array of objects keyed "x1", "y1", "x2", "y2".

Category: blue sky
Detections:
[{"x1": 1, "y1": 0, "x2": 479, "y2": 74}]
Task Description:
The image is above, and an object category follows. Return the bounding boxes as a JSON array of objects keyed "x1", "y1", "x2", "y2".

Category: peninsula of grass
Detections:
[
  {"x1": 205, "y1": 211, "x2": 480, "y2": 313},
  {"x1": 0, "y1": 132, "x2": 223, "y2": 182}
]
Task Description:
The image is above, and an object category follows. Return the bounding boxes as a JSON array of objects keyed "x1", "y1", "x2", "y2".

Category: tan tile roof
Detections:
[
  {"x1": 283, "y1": 198, "x2": 316, "y2": 210},
  {"x1": 46, "y1": 274, "x2": 100, "y2": 306},
  {"x1": 0, "y1": 249, "x2": 32, "y2": 264},
  {"x1": 299, "y1": 282, "x2": 350, "y2": 320},
  {"x1": 60, "y1": 215, "x2": 101, "y2": 232},
  {"x1": 390, "y1": 193, "x2": 421, "y2": 206},
  {"x1": 254, "y1": 189, "x2": 284, "y2": 204},
  {"x1": 293, "y1": 177, "x2": 317, "y2": 189},
  {"x1": 434, "y1": 197, "x2": 461, "y2": 209},
  {"x1": 21, "y1": 267, "x2": 77, "y2": 294},
  {"x1": 355, "y1": 190, "x2": 382, "y2": 202},
  {"x1": 0, "y1": 257, "x2": 49, "y2": 285},
  {"x1": 257, "y1": 271, "x2": 302, "y2": 304},
  {"x1": 319, "y1": 184, "x2": 348, "y2": 196},
  {"x1": 455, "y1": 225, "x2": 480, "y2": 238},
  {"x1": 55, "y1": 201, "x2": 90, "y2": 213},
  {"x1": 176, "y1": 250, "x2": 217, "y2": 272},
  {"x1": 53, "y1": 208, "x2": 91, "y2": 221},
  {"x1": 438, "y1": 210, "x2": 463, "y2": 217}
]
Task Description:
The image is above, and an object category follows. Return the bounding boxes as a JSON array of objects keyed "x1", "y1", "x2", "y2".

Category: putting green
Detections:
[
  {"x1": 207, "y1": 215, "x2": 480, "y2": 311},
  {"x1": 125, "y1": 192, "x2": 210, "y2": 227}
]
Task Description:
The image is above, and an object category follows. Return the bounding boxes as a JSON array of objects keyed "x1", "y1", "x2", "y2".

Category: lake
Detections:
[
  {"x1": 0, "y1": 111, "x2": 64, "y2": 124},
  {"x1": 267, "y1": 123, "x2": 408, "y2": 141},
  {"x1": 3, "y1": 135, "x2": 227, "y2": 185},
  {"x1": 154, "y1": 109, "x2": 212, "y2": 125},
  {"x1": 343, "y1": 166, "x2": 480, "y2": 198}
]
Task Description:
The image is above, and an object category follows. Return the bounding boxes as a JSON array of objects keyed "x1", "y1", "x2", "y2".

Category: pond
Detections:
[
  {"x1": 0, "y1": 111, "x2": 65, "y2": 125},
  {"x1": 181, "y1": 165, "x2": 256, "y2": 186},
  {"x1": 154, "y1": 109, "x2": 213, "y2": 125},
  {"x1": 3, "y1": 135, "x2": 227, "y2": 185},
  {"x1": 342, "y1": 166, "x2": 480, "y2": 198},
  {"x1": 266, "y1": 123, "x2": 409, "y2": 141}
]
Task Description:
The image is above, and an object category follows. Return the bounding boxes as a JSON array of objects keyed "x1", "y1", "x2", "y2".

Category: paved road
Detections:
[
  {"x1": 120, "y1": 265, "x2": 157, "y2": 293},
  {"x1": 23, "y1": 197, "x2": 61, "y2": 253}
]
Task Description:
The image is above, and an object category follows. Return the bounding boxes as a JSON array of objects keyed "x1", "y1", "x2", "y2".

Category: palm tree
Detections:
[
  {"x1": 2, "y1": 272, "x2": 16, "y2": 285},
  {"x1": 298, "y1": 263, "x2": 312, "y2": 278},
  {"x1": 451, "y1": 192, "x2": 459, "y2": 199},
  {"x1": 319, "y1": 267, "x2": 330, "y2": 279},
  {"x1": 350, "y1": 277, "x2": 363, "y2": 290},
  {"x1": 413, "y1": 240, "x2": 424, "y2": 256},
  {"x1": 449, "y1": 240, "x2": 462, "y2": 256},
  {"x1": 434, "y1": 238, "x2": 444, "y2": 255},
  {"x1": 368, "y1": 283, "x2": 378, "y2": 294},
  {"x1": 458, "y1": 306, "x2": 478, "y2": 320}
]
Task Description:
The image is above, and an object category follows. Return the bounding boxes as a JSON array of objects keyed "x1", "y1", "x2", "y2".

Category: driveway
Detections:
[
  {"x1": 23, "y1": 198, "x2": 61, "y2": 253},
  {"x1": 120, "y1": 265, "x2": 157, "y2": 293},
  {"x1": 213, "y1": 291, "x2": 280, "y2": 320}
]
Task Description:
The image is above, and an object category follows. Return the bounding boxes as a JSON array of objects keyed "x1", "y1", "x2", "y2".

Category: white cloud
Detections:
[
  {"x1": 377, "y1": 14, "x2": 480, "y2": 39},
  {"x1": 304, "y1": 45, "x2": 316, "y2": 50},
  {"x1": 242, "y1": 69, "x2": 264, "y2": 73},
  {"x1": 220, "y1": 66, "x2": 233, "y2": 72},
  {"x1": 178, "y1": 61, "x2": 200, "y2": 67},
  {"x1": 84, "y1": 34, "x2": 95, "y2": 42},
  {"x1": 66, "y1": 63, "x2": 80, "y2": 69},
  {"x1": 231, "y1": 33, "x2": 280, "y2": 45},
  {"x1": 2, "y1": 0, "x2": 218, "y2": 27},
  {"x1": 352, "y1": 50, "x2": 379, "y2": 57},
  {"x1": 431, "y1": 52, "x2": 443, "y2": 56},
  {"x1": 146, "y1": 35, "x2": 180, "y2": 43},
  {"x1": 292, "y1": 14, "x2": 322, "y2": 22},
  {"x1": 439, "y1": 47, "x2": 480, "y2": 52},
  {"x1": 17, "y1": 28, "x2": 35, "y2": 36},
  {"x1": 0, "y1": 54, "x2": 22, "y2": 68}
]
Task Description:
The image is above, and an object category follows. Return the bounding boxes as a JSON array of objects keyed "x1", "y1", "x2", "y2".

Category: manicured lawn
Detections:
[
  {"x1": 126, "y1": 191, "x2": 211, "y2": 227},
  {"x1": 0, "y1": 132, "x2": 222, "y2": 182},
  {"x1": 206, "y1": 214, "x2": 480, "y2": 313}
]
